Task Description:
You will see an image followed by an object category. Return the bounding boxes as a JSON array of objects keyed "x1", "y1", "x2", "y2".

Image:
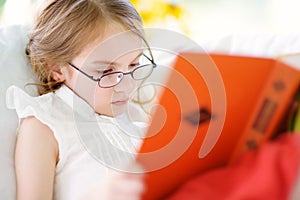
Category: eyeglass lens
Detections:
[{"x1": 98, "y1": 64, "x2": 154, "y2": 88}]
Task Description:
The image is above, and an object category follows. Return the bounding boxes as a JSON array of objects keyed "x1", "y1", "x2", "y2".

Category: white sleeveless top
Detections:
[{"x1": 6, "y1": 85, "x2": 148, "y2": 200}]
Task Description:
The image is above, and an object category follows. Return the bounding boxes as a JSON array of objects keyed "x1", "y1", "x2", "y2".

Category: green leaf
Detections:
[{"x1": 294, "y1": 105, "x2": 300, "y2": 132}]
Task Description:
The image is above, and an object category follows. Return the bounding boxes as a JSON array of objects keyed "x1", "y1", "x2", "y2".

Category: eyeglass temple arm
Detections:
[
  {"x1": 143, "y1": 53, "x2": 157, "y2": 67},
  {"x1": 68, "y1": 62, "x2": 100, "y2": 81}
]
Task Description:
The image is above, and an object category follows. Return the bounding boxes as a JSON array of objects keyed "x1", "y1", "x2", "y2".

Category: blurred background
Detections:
[{"x1": 0, "y1": 0, "x2": 300, "y2": 44}]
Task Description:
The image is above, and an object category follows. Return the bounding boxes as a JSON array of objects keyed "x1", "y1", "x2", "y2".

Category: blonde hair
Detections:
[{"x1": 26, "y1": 0, "x2": 145, "y2": 95}]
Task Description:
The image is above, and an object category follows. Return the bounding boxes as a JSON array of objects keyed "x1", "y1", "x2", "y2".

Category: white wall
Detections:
[
  {"x1": 184, "y1": 0, "x2": 300, "y2": 44},
  {"x1": 1, "y1": 0, "x2": 300, "y2": 44}
]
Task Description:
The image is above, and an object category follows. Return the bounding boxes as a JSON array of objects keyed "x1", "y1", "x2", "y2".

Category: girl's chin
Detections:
[{"x1": 111, "y1": 105, "x2": 127, "y2": 116}]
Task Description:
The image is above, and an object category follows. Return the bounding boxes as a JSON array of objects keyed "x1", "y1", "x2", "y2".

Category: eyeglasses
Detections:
[{"x1": 68, "y1": 53, "x2": 157, "y2": 88}]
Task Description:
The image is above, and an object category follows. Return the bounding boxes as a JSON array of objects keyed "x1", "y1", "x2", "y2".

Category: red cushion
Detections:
[{"x1": 167, "y1": 134, "x2": 300, "y2": 200}]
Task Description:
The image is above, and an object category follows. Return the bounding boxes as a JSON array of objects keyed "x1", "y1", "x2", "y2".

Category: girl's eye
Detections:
[
  {"x1": 96, "y1": 68, "x2": 113, "y2": 75},
  {"x1": 129, "y1": 63, "x2": 140, "y2": 69},
  {"x1": 103, "y1": 69, "x2": 113, "y2": 74}
]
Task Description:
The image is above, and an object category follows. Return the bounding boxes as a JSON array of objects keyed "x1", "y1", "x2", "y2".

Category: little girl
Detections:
[{"x1": 6, "y1": 0, "x2": 156, "y2": 199}]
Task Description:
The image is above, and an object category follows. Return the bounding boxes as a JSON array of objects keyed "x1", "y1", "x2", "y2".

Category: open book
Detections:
[{"x1": 137, "y1": 52, "x2": 300, "y2": 200}]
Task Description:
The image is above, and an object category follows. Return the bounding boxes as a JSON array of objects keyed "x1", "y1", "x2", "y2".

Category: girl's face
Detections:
[{"x1": 61, "y1": 26, "x2": 144, "y2": 117}]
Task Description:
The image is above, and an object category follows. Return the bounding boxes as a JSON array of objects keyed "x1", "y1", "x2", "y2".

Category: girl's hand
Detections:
[{"x1": 83, "y1": 163, "x2": 145, "y2": 200}]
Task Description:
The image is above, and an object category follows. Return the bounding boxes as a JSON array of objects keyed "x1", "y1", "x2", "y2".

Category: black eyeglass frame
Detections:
[{"x1": 68, "y1": 53, "x2": 157, "y2": 88}]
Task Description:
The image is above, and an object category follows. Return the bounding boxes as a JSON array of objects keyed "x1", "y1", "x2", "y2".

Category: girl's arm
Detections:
[{"x1": 15, "y1": 116, "x2": 59, "y2": 200}]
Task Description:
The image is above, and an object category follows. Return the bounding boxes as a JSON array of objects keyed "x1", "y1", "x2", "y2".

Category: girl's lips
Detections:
[{"x1": 112, "y1": 98, "x2": 129, "y2": 106}]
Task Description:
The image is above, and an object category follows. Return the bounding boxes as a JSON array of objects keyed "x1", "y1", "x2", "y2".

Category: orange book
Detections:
[{"x1": 137, "y1": 52, "x2": 300, "y2": 200}]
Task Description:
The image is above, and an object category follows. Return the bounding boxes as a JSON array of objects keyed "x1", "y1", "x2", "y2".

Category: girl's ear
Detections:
[{"x1": 51, "y1": 66, "x2": 66, "y2": 82}]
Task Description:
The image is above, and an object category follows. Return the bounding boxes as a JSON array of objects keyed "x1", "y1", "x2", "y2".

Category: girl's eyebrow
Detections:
[{"x1": 87, "y1": 60, "x2": 118, "y2": 71}]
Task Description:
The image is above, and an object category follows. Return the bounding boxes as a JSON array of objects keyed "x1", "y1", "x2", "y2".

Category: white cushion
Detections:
[{"x1": 0, "y1": 24, "x2": 37, "y2": 199}]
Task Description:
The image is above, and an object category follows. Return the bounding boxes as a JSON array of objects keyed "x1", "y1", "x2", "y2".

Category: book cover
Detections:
[{"x1": 137, "y1": 53, "x2": 300, "y2": 200}]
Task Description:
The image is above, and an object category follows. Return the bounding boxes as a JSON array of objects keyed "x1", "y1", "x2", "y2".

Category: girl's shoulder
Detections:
[{"x1": 7, "y1": 85, "x2": 79, "y2": 171}]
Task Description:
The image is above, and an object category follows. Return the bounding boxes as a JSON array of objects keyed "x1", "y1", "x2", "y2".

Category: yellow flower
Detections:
[{"x1": 131, "y1": 0, "x2": 189, "y2": 34}]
